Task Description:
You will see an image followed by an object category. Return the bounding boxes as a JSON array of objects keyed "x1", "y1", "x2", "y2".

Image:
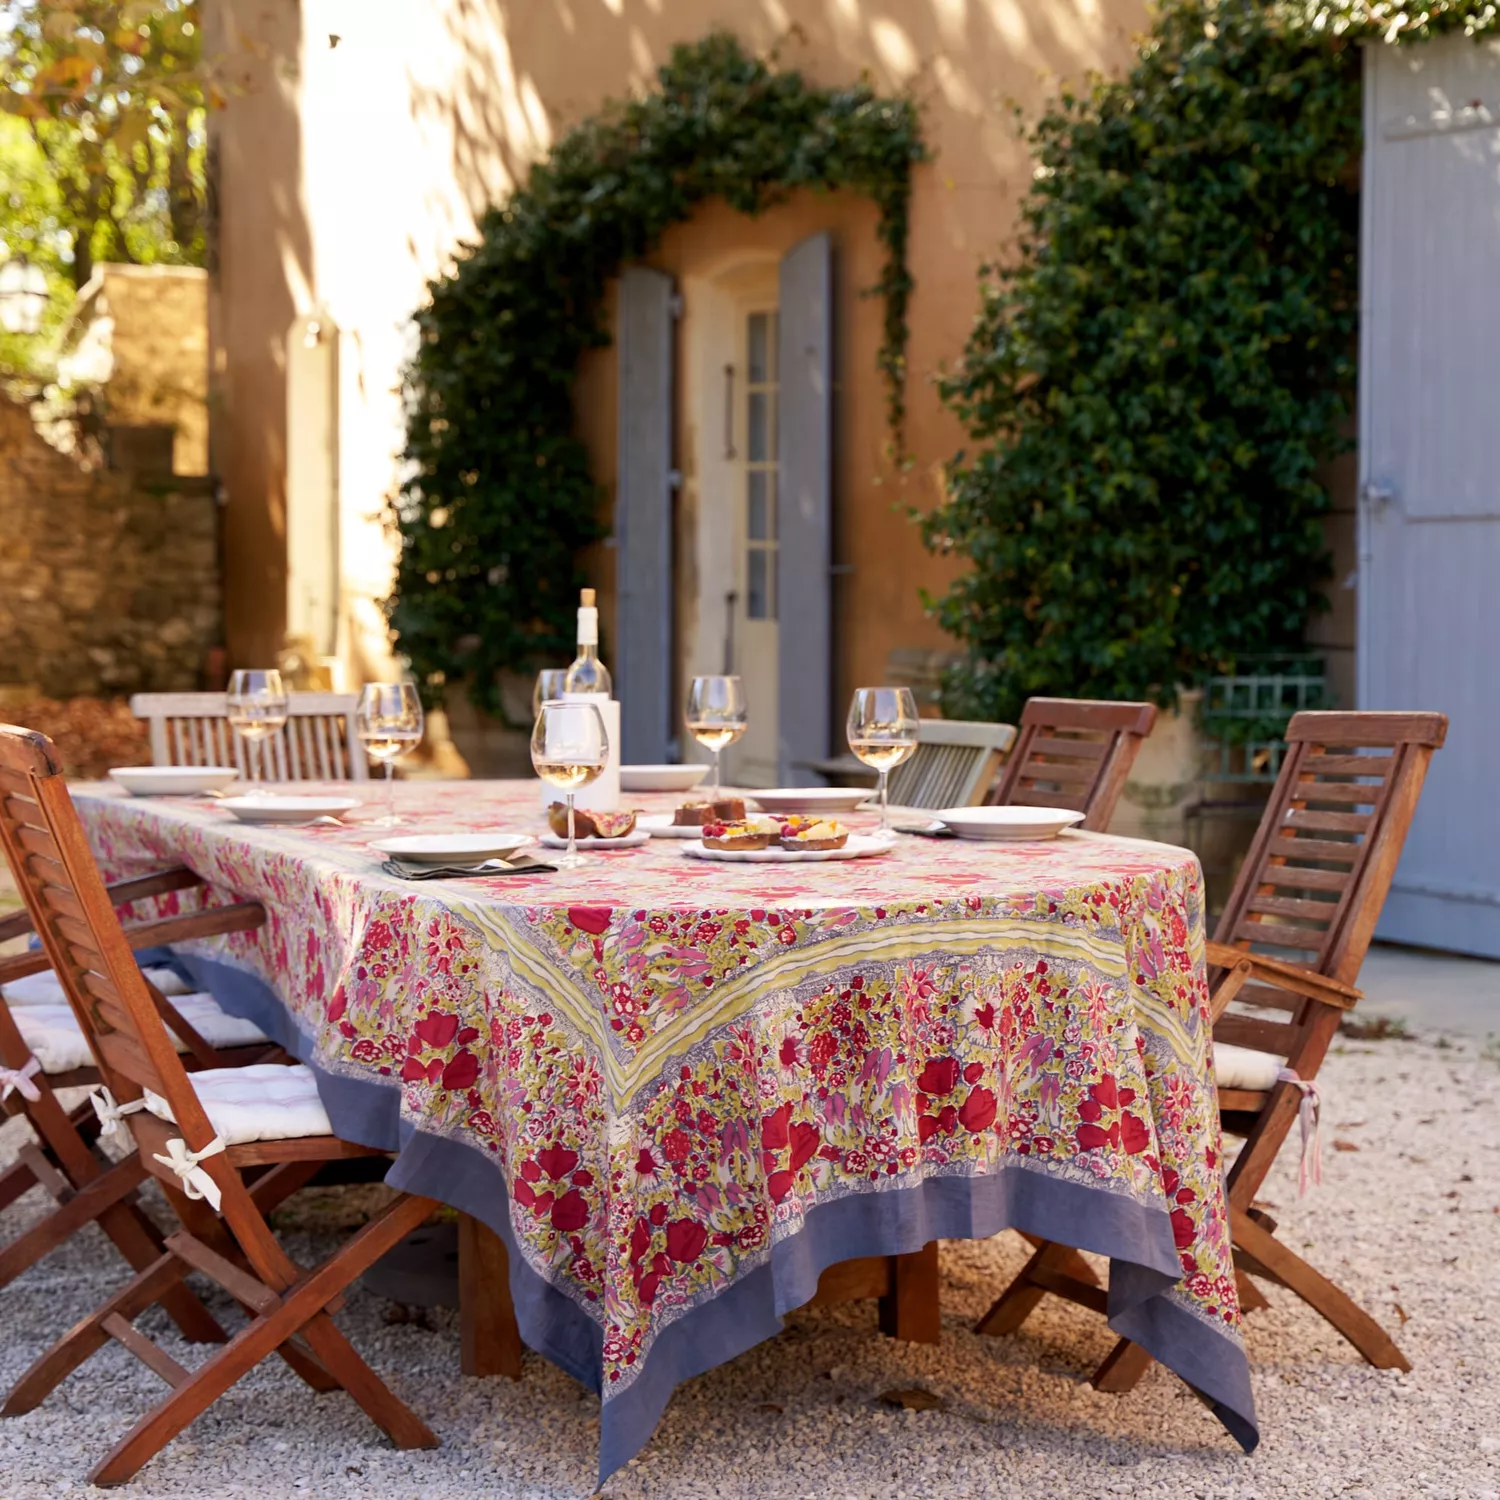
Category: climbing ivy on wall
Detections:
[
  {"x1": 923, "y1": 0, "x2": 1500, "y2": 724},
  {"x1": 389, "y1": 33, "x2": 924, "y2": 713}
]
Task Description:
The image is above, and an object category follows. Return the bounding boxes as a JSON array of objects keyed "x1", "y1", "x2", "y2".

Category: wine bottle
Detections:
[{"x1": 563, "y1": 587, "x2": 612, "y2": 697}]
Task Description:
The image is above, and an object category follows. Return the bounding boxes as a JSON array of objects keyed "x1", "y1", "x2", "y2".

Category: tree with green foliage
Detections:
[{"x1": 0, "y1": 0, "x2": 206, "y2": 375}]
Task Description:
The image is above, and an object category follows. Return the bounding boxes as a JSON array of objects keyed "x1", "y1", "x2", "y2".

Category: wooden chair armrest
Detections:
[
  {"x1": 1205, "y1": 940, "x2": 1362, "y2": 1010},
  {"x1": 0, "y1": 948, "x2": 50, "y2": 985},
  {"x1": 0, "y1": 907, "x2": 34, "y2": 945},
  {"x1": 105, "y1": 866, "x2": 204, "y2": 909},
  {"x1": 121, "y1": 901, "x2": 266, "y2": 950}
]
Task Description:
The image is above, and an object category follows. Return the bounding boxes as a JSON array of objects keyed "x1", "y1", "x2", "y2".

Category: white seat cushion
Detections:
[
  {"x1": 1213, "y1": 1041, "x2": 1283, "y2": 1092},
  {"x1": 3, "y1": 964, "x2": 193, "y2": 1007},
  {"x1": 143, "y1": 1063, "x2": 333, "y2": 1145},
  {"x1": 11, "y1": 994, "x2": 269, "y2": 1076}
]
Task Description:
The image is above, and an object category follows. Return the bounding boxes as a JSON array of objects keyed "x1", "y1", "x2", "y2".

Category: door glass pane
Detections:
[
  {"x1": 747, "y1": 391, "x2": 767, "y2": 462},
  {"x1": 766, "y1": 471, "x2": 777, "y2": 540},
  {"x1": 748, "y1": 470, "x2": 768, "y2": 540},
  {"x1": 747, "y1": 312, "x2": 769, "y2": 384},
  {"x1": 747, "y1": 548, "x2": 769, "y2": 620}
]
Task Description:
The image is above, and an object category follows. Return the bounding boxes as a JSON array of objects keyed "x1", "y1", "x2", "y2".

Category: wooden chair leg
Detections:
[
  {"x1": 0, "y1": 1154, "x2": 150, "y2": 1288},
  {"x1": 1236, "y1": 1267, "x2": 1271, "y2": 1313},
  {"x1": 458, "y1": 1213, "x2": 523, "y2": 1379},
  {"x1": 976, "y1": 1240, "x2": 1100, "y2": 1337},
  {"x1": 878, "y1": 1242, "x2": 941, "y2": 1344},
  {"x1": 1091, "y1": 1336, "x2": 1155, "y2": 1392},
  {"x1": 1232, "y1": 1208, "x2": 1410, "y2": 1371},
  {"x1": 88, "y1": 1193, "x2": 440, "y2": 1487}
]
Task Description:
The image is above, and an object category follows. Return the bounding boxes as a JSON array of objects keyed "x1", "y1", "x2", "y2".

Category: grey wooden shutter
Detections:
[
  {"x1": 615, "y1": 266, "x2": 675, "y2": 763},
  {"x1": 777, "y1": 233, "x2": 833, "y2": 785}
]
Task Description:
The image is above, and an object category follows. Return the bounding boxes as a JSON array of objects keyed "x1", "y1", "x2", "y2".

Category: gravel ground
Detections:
[{"x1": 1, "y1": 1032, "x2": 1496, "y2": 1500}]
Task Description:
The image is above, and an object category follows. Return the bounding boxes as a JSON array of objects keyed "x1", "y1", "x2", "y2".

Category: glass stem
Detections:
[
  {"x1": 566, "y1": 793, "x2": 578, "y2": 861},
  {"x1": 711, "y1": 747, "x2": 721, "y2": 796},
  {"x1": 879, "y1": 769, "x2": 890, "y2": 832},
  {"x1": 386, "y1": 760, "x2": 395, "y2": 822}
]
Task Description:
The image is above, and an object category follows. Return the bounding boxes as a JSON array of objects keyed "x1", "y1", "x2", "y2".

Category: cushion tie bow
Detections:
[
  {"x1": 0, "y1": 1056, "x2": 42, "y2": 1104},
  {"x1": 89, "y1": 1087, "x2": 148, "y2": 1141},
  {"x1": 153, "y1": 1134, "x2": 227, "y2": 1211},
  {"x1": 1276, "y1": 1067, "x2": 1322, "y2": 1197}
]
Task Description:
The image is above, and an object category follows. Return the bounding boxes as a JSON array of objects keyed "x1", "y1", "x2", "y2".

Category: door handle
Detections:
[{"x1": 1359, "y1": 481, "x2": 1396, "y2": 512}]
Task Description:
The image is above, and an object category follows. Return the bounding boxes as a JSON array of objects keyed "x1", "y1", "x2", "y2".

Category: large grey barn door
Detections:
[
  {"x1": 615, "y1": 266, "x2": 675, "y2": 763},
  {"x1": 776, "y1": 234, "x2": 832, "y2": 785},
  {"x1": 1360, "y1": 37, "x2": 1500, "y2": 957}
]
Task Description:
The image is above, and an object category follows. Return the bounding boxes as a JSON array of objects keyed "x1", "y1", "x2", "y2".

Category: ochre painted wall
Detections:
[{"x1": 209, "y1": 0, "x2": 1150, "y2": 695}]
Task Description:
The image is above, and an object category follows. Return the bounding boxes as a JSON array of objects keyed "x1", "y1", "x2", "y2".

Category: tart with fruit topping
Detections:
[
  {"x1": 777, "y1": 818, "x2": 849, "y2": 852},
  {"x1": 700, "y1": 816, "x2": 779, "y2": 851}
]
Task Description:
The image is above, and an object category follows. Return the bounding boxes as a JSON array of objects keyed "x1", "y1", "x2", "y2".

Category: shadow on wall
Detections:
[{"x1": 404, "y1": 0, "x2": 1151, "y2": 263}]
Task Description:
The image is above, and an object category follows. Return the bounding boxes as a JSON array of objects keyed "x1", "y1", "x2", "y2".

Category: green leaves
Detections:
[
  {"x1": 391, "y1": 33, "x2": 924, "y2": 712},
  {"x1": 924, "y1": 0, "x2": 1365, "y2": 723}
]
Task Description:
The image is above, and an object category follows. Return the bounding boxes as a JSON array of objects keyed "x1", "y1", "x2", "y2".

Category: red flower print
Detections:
[
  {"x1": 648, "y1": 1202, "x2": 669, "y2": 1227},
  {"x1": 808, "y1": 1033, "x2": 836, "y2": 1071},
  {"x1": 1092, "y1": 1073, "x2": 1119, "y2": 1111},
  {"x1": 519, "y1": 1159, "x2": 542, "y2": 1183},
  {"x1": 962, "y1": 1061, "x2": 984, "y2": 1085},
  {"x1": 959, "y1": 1086, "x2": 997, "y2": 1133},
  {"x1": 918, "y1": 1114, "x2": 941, "y2": 1142},
  {"x1": 777, "y1": 925, "x2": 797, "y2": 946},
  {"x1": 767, "y1": 1170, "x2": 795, "y2": 1202},
  {"x1": 778, "y1": 1037, "x2": 799, "y2": 1067},
  {"x1": 761, "y1": 1104, "x2": 791, "y2": 1151},
  {"x1": 537, "y1": 1145, "x2": 579, "y2": 1181},
  {"x1": 663, "y1": 1128, "x2": 691, "y2": 1163},
  {"x1": 973, "y1": 1002, "x2": 996, "y2": 1031},
  {"x1": 1119, "y1": 1111, "x2": 1150, "y2": 1155},
  {"x1": 414, "y1": 1012, "x2": 459, "y2": 1050},
  {"x1": 326, "y1": 991, "x2": 347, "y2": 1023},
  {"x1": 399, "y1": 1056, "x2": 430, "y2": 1083},
  {"x1": 638, "y1": 1272, "x2": 662, "y2": 1305},
  {"x1": 1076, "y1": 1122, "x2": 1116, "y2": 1152},
  {"x1": 551, "y1": 1190, "x2": 588, "y2": 1232},
  {"x1": 568, "y1": 906, "x2": 613, "y2": 935},
  {"x1": 441, "y1": 1049, "x2": 479, "y2": 1091},
  {"x1": 513, "y1": 1178, "x2": 536, "y2": 1208},
  {"x1": 665, "y1": 1219, "x2": 708, "y2": 1263},
  {"x1": 917, "y1": 1057, "x2": 960, "y2": 1096},
  {"x1": 1170, "y1": 1206, "x2": 1196, "y2": 1249},
  {"x1": 634, "y1": 1148, "x2": 659, "y2": 1178},
  {"x1": 788, "y1": 1121, "x2": 820, "y2": 1173},
  {"x1": 629, "y1": 1219, "x2": 651, "y2": 1262}
]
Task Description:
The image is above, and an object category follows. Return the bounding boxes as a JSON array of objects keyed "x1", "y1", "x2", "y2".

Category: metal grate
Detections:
[{"x1": 1200, "y1": 655, "x2": 1327, "y2": 783}]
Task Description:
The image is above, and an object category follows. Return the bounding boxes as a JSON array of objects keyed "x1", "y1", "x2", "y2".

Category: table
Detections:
[{"x1": 74, "y1": 780, "x2": 1258, "y2": 1480}]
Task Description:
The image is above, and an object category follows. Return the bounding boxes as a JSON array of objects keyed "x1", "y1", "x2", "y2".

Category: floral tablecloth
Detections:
[{"x1": 73, "y1": 780, "x2": 1256, "y2": 1476}]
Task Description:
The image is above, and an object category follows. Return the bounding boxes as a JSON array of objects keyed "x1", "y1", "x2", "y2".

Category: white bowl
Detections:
[
  {"x1": 619, "y1": 764, "x2": 710, "y2": 793},
  {"x1": 219, "y1": 796, "x2": 361, "y2": 825},
  {"x1": 935, "y1": 805, "x2": 1086, "y2": 841},
  {"x1": 370, "y1": 832, "x2": 533, "y2": 864},
  {"x1": 110, "y1": 765, "x2": 239, "y2": 797},
  {"x1": 748, "y1": 786, "x2": 871, "y2": 815}
]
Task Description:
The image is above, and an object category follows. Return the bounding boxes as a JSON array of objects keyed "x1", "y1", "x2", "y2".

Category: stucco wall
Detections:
[{"x1": 208, "y1": 0, "x2": 1149, "y2": 691}]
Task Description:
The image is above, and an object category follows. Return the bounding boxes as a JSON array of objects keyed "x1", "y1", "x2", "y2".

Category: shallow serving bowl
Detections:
[
  {"x1": 110, "y1": 765, "x2": 239, "y2": 797},
  {"x1": 748, "y1": 787, "x2": 870, "y2": 816},
  {"x1": 619, "y1": 764, "x2": 710, "y2": 793},
  {"x1": 219, "y1": 796, "x2": 360, "y2": 825},
  {"x1": 370, "y1": 832, "x2": 534, "y2": 865},
  {"x1": 934, "y1": 805, "x2": 1085, "y2": 841}
]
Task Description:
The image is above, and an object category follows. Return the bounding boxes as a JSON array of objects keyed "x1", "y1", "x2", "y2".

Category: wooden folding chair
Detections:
[
  {"x1": 988, "y1": 697, "x2": 1158, "y2": 830},
  {"x1": 1, "y1": 855, "x2": 278, "y2": 1323},
  {"x1": 886, "y1": 719, "x2": 1017, "y2": 809},
  {"x1": 977, "y1": 710, "x2": 1447, "y2": 1387},
  {"x1": 0, "y1": 724, "x2": 439, "y2": 1485},
  {"x1": 129, "y1": 691, "x2": 369, "y2": 781}
]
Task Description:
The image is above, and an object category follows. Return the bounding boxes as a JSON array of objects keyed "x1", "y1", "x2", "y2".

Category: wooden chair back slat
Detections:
[
  {"x1": 885, "y1": 719, "x2": 1017, "y2": 811},
  {"x1": 989, "y1": 697, "x2": 1157, "y2": 831},
  {"x1": 129, "y1": 692, "x2": 369, "y2": 782}
]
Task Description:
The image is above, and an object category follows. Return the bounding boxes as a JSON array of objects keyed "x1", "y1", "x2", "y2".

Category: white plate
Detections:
[
  {"x1": 683, "y1": 833, "x2": 892, "y2": 863},
  {"x1": 934, "y1": 805, "x2": 1085, "y2": 840},
  {"x1": 638, "y1": 813, "x2": 712, "y2": 839},
  {"x1": 110, "y1": 765, "x2": 239, "y2": 797},
  {"x1": 370, "y1": 832, "x2": 534, "y2": 864},
  {"x1": 619, "y1": 764, "x2": 710, "y2": 793},
  {"x1": 538, "y1": 829, "x2": 651, "y2": 850},
  {"x1": 747, "y1": 787, "x2": 872, "y2": 815},
  {"x1": 219, "y1": 796, "x2": 361, "y2": 825}
]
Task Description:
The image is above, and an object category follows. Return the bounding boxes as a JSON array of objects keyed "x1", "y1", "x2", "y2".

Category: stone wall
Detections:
[{"x1": 0, "y1": 396, "x2": 220, "y2": 697}]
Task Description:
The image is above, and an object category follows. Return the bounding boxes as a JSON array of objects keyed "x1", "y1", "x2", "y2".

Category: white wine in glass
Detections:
[
  {"x1": 531, "y1": 699, "x2": 608, "y2": 869},
  {"x1": 225, "y1": 669, "x2": 289, "y2": 790},
  {"x1": 358, "y1": 683, "x2": 424, "y2": 826},
  {"x1": 684, "y1": 675, "x2": 747, "y2": 795},
  {"x1": 847, "y1": 686, "x2": 919, "y2": 836}
]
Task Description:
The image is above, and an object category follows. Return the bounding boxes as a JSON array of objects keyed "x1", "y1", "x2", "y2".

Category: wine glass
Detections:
[
  {"x1": 225, "y1": 669, "x2": 289, "y2": 791},
  {"x1": 847, "y1": 687, "x2": 920, "y2": 838},
  {"x1": 357, "y1": 683, "x2": 424, "y2": 827},
  {"x1": 531, "y1": 699, "x2": 608, "y2": 869},
  {"x1": 532, "y1": 669, "x2": 569, "y2": 718},
  {"x1": 685, "y1": 675, "x2": 748, "y2": 795}
]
